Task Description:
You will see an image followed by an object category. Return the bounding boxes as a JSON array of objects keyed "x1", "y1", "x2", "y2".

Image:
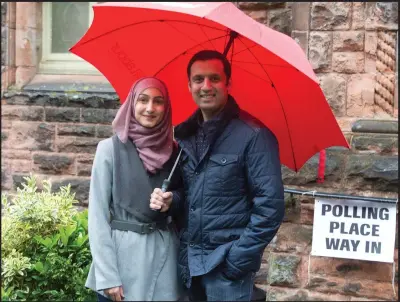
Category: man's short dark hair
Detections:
[{"x1": 187, "y1": 50, "x2": 232, "y2": 84}]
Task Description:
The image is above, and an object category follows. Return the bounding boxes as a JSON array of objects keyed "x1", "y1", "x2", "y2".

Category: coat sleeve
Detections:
[
  {"x1": 88, "y1": 139, "x2": 122, "y2": 291},
  {"x1": 224, "y1": 127, "x2": 285, "y2": 279}
]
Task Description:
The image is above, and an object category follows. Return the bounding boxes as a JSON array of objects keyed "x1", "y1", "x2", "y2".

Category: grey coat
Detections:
[{"x1": 85, "y1": 138, "x2": 183, "y2": 301}]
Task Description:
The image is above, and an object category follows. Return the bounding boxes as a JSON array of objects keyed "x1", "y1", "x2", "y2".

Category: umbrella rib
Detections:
[
  {"x1": 154, "y1": 34, "x2": 229, "y2": 77},
  {"x1": 72, "y1": 19, "x2": 226, "y2": 49},
  {"x1": 163, "y1": 21, "x2": 202, "y2": 46},
  {"x1": 231, "y1": 61, "x2": 295, "y2": 69},
  {"x1": 233, "y1": 64, "x2": 272, "y2": 84},
  {"x1": 237, "y1": 36, "x2": 298, "y2": 170},
  {"x1": 197, "y1": 23, "x2": 217, "y2": 51}
]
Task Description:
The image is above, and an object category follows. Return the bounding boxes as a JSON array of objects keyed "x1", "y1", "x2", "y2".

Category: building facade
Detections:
[{"x1": 1, "y1": 2, "x2": 398, "y2": 300}]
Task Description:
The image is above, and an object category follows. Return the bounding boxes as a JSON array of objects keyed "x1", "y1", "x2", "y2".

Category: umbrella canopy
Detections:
[{"x1": 70, "y1": 1, "x2": 349, "y2": 171}]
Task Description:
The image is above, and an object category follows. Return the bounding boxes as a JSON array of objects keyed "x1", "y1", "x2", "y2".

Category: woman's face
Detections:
[{"x1": 134, "y1": 87, "x2": 166, "y2": 128}]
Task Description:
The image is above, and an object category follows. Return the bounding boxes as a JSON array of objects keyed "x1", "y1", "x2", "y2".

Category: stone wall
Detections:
[
  {"x1": 1, "y1": 2, "x2": 16, "y2": 97},
  {"x1": 1, "y1": 2, "x2": 398, "y2": 301}
]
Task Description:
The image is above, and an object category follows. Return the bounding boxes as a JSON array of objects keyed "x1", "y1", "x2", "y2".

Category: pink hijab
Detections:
[{"x1": 112, "y1": 77, "x2": 173, "y2": 174}]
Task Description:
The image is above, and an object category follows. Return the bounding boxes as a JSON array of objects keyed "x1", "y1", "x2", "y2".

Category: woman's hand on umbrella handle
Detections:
[
  {"x1": 150, "y1": 188, "x2": 173, "y2": 212},
  {"x1": 104, "y1": 286, "x2": 124, "y2": 301}
]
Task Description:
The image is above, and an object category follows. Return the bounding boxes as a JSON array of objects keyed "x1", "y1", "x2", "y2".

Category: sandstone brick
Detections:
[
  {"x1": 291, "y1": 31, "x2": 308, "y2": 56},
  {"x1": 266, "y1": 287, "x2": 352, "y2": 301},
  {"x1": 238, "y1": 2, "x2": 285, "y2": 10},
  {"x1": 58, "y1": 124, "x2": 96, "y2": 137},
  {"x1": 318, "y1": 73, "x2": 347, "y2": 116},
  {"x1": 1, "y1": 119, "x2": 12, "y2": 130},
  {"x1": 268, "y1": 253, "x2": 301, "y2": 287},
  {"x1": 15, "y1": 27, "x2": 36, "y2": 67},
  {"x1": 310, "y1": 256, "x2": 394, "y2": 283},
  {"x1": 35, "y1": 2, "x2": 42, "y2": 30},
  {"x1": 2, "y1": 160, "x2": 12, "y2": 190},
  {"x1": 254, "y1": 262, "x2": 268, "y2": 285},
  {"x1": 306, "y1": 274, "x2": 396, "y2": 300},
  {"x1": 365, "y1": 31, "x2": 378, "y2": 55},
  {"x1": 12, "y1": 173, "x2": 30, "y2": 190},
  {"x1": 76, "y1": 153, "x2": 94, "y2": 164},
  {"x1": 1, "y1": 130, "x2": 9, "y2": 145},
  {"x1": 309, "y1": 32, "x2": 332, "y2": 72},
  {"x1": 6, "y1": 28, "x2": 16, "y2": 66},
  {"x1": 267, "y1": 8, "x2": 292, "y2": 36},
  {"x1": 77, "y1": 164, "x2": 92, "y2": 177},
  {"x1": 96, "y1": 125, "x2": 113, "y2": 138},
  {"x1": 51, "y1": 177, "x2": 90, "y2": 203},
  {"x1": 243, "y1": 10, "x2": 268, "y2": 25},
  {"x1": 300, "y1": 203, "x2": 315, "y2": 225},
  {"x1": 365, "y1": 55, "x2": 377, "y2": 73},
  {"x1": 68, "y1": 95, "x2": 120, "y2": 109},
  {"x1": 32, "y1": 153, "x2": 75, "y2": 175},
  {"x1": 333, "y1": 31, "x2": 364, "y2": 52},
  {"x1": 45, "y1": 107, "x2": 80, "y2": 123},
  {"x1": 15, "y1": 2, "x2": 37, "y2": 29},
  {"x1": 292, "y1": 2, "x2": 310, "y2": 31},
  {"x1": 365, "y1": 2, "x2": 398, "y2": 31},
  {"x1": 272, "y1": 223, "x2": 313, "y2": 254},
  {"x1": 57, "y1": 136, "x2": 101, "y2": 154},
  {"x1": 352, "y1": 2, "x2": 365, "y2": 30},
  {"x1": 344, "y1": 154, "x2": 398, "y2": 192},
  {"x1": 1, "y1": 149, "x2": 31, "y2": 160},
  {"x1": 5, "y1": 121, "x2": 55, "y2": 151},
  {"x1": 332, "y1": 52, "x2": 364, "y2": 73},
  {"x1": 282, "y1": 152, "x2": 345, "y2": 187},
  {"x1": 15, "y1": 66, "x2": 36, "y2": 89},
  {"x1": 346, "y1": 74, "x2": 375, "y2": 117},
  {"x1": 282, "y1": 196, "x2": 301, "y2": 224},
  {"x1": 1, "y1": 105, "x2": 44, "y2": 121},
  {"x1": 310, "y1": 2, "x2": 351, "y2": 30},
  {"x1": 336, "y1": 118, "x2": 357, "y2": 132},
  {"x1": 81, "y1": 108, "x2": 117, "y2": 124},
  {"x1": 351, "y1": 134, "x2": 397, "y2": 154},
  {"x1": 11, "y1": 159, "x2": 31, "y2": 173}
]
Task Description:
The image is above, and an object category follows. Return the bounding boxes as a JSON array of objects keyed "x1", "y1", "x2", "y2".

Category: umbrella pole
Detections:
[{"x1": 223, "y1": 30, "x2": 239, "y2": 57}]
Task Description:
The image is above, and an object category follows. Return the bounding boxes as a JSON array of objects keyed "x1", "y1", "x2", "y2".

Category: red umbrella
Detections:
[{"x1": 70, "y1": 1, "x2": 349, "y2": 172}]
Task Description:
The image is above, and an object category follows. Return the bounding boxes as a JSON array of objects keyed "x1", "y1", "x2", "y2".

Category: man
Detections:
[{"x1": 150, "y1": 50, "x2": 285, "y2": 301}]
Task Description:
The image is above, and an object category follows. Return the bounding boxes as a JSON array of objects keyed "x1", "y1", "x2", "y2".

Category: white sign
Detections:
[{"x1": 312, "y1": 198, "x2": 397, "y2": 263}]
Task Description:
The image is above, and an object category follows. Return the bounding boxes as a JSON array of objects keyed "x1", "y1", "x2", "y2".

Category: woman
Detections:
[{"x1": 85, "y1": 77, "x2": 183, "y2": 301}]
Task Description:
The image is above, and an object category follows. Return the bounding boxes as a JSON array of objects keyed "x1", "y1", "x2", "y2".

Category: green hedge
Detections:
[{"x1": 1, "y1": 175, "x2": 96, "y2": 301}]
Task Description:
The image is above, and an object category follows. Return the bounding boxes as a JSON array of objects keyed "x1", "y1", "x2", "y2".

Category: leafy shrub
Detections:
[{"x1": 1, "y1": 175, "x2": 96, "y2": 301}]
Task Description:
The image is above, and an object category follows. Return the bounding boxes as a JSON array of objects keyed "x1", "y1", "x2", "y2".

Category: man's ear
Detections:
[
  {"x1": 188, "y1": 81, "x2": 191, "y2": 92},
  {"x1": 227, "y1": 78, "x2": 232, "y2": 91}
]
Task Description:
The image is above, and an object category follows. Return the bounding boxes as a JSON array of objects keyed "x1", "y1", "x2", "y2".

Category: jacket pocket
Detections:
[
  {"x1": 207, "y1": 154, "x2": 242, "y2": 195},
  {"x1": 209, "y1": 154, "x2": 239, "y2": 166},
  {"x1": 209, "y1": 228, "x2": 244, "y2": 245}
]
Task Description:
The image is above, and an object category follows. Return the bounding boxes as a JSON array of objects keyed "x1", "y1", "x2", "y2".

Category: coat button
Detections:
[
  {"x1": 190, "y1": 207, "x2": 195, "y2": 212},
  {"x1": 189, "y1": 243, "x2": 194, "y2": 247},
  {"x1": 221, "y1": 158, "x2": 227, "y2": 164},
  {"x1": 195, "y1": 172, "x2": 199, "y2": 175}
]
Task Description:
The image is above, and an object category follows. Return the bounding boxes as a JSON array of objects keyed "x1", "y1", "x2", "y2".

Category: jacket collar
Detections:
[{"x1": 174, "y1": 94, "x2": 240, "y2": 141}]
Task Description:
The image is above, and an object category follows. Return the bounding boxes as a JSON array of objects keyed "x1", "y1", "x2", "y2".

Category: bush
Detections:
[{"x1": 1, "y1": 175, "x2": 96, "y2": 301}]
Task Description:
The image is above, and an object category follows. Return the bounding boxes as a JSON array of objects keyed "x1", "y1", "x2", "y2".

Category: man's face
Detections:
[{"x1": 188, "y1": 59, "x2": 230, "y2": 114}]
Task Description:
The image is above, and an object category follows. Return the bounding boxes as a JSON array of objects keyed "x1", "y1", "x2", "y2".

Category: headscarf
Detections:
[{"x1": 112, "y1": 77, "x2": 173, "y2": 174}]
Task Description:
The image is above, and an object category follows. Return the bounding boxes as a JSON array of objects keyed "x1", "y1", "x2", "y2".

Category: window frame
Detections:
[{"x1": 39, "y1": 2, "x2": 100, "y2": 75}]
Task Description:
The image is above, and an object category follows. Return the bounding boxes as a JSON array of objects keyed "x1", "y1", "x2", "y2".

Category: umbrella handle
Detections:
[{"x1": 161, "y1": 179, "x2": 171, "y2": 193}]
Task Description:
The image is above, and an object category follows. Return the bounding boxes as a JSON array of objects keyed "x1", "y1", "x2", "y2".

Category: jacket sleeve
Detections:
[
  {"x1": 88, "y1": 139, "x2": 122, "y2": 291},
  {"x1": 224, "y1": 127, "x2": 285, "y2": 279}
]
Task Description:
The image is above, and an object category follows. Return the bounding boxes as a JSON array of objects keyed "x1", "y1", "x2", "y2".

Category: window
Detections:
[{"x1": 39, "y1": 2, "x2": 100, "y2": 75}]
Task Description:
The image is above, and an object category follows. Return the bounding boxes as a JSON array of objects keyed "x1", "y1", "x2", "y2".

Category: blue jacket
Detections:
[{"x1": 171, "y1": 96, "x2": 284, "y2": 286}]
